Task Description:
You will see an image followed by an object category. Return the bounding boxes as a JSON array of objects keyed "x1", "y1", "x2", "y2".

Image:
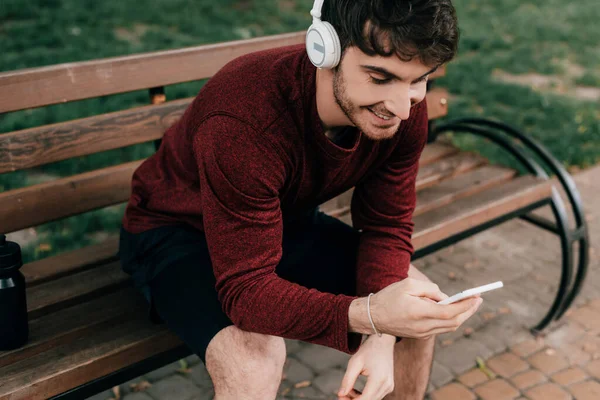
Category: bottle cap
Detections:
[{"x1": 0, "y1": 234, "x2": 23, "y2": 273}]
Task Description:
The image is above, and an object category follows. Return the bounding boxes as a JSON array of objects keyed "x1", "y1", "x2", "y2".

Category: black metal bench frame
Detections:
[{"x1": 427, "y1": 117, "x2": 590, "y2": 334}]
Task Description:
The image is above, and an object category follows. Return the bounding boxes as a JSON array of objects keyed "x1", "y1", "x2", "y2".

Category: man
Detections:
[{"x1": 119, "y1": 0, "x2": 482, "y2": 399}]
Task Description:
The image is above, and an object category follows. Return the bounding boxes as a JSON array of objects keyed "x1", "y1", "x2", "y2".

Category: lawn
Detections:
[{"x1": 1, "y1": 0, "x2": 598, "y2": 261}]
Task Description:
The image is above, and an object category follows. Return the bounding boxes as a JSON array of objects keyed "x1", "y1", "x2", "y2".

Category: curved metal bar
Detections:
[
  {"x1": 436, "y1": 118, "x2": 589, "y2": 319},
  {"x1": 532, "y1": 188, "x2": 573, "y2": 333},
  {"x1": 432, "y1": 123, "x2": 573, "y2": 330},
  {"x1": 432, "y1": 123, "x2": 548, "y2": 178},
  {"x1": 449, "y1": 118, "x2": 588, "y2": 228}
]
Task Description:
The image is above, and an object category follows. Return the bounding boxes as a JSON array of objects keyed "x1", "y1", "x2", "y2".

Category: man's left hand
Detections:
[{"x1": 337, "y1": 333, "x2": 396, "y2": 399}]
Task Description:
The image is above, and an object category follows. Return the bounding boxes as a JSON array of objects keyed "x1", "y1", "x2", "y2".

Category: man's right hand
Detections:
[{"x1": 349, "y1": 278, "x2": 482, "y2": 339}]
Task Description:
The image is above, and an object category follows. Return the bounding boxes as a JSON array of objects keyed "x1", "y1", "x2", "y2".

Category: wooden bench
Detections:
[{"x1": 0, "y1": 31, "x2": 588, "y2": 399}]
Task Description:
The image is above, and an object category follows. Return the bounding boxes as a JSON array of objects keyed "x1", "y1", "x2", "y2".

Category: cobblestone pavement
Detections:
[{"x1": 87, "y1": 165, "x2": 600, "y2": 400}]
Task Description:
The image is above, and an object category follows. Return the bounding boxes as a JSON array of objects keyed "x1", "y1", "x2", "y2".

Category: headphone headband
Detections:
[{"x1": 310, "y1": 0, "x2": 325, "y2": 20}]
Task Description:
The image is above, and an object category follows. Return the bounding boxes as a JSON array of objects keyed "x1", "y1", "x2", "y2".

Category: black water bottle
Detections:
[{"x1": 0, "y1": 234, "x2": 28, "y2": 350}]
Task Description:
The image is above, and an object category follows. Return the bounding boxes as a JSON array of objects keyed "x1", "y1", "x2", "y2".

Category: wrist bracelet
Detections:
[{"x1": 367, "y1": 293, "x2": 382, "y2": 337}]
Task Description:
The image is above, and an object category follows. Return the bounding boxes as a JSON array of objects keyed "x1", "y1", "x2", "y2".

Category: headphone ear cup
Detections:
[
  {"x1": 321, "y1": 21, "x2": 341, "y2": 68},
  {"x1": 306, "y1": 20, "x2": 341, "y2": 69}
]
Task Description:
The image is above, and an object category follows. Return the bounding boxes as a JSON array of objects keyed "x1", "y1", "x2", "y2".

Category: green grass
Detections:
[{"x1": 1, "y1": 0, "x2": 598, "y2": 261}]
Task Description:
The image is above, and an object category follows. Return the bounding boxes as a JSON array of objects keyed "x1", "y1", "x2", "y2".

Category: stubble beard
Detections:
[{"x1": 332, "y1": 67, "x2": 398, "y2": 141}]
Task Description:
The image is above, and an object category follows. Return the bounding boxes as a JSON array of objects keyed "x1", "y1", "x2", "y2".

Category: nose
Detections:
[{"x1": 384, "y1": 86, "x2": 422, "y2": 121}]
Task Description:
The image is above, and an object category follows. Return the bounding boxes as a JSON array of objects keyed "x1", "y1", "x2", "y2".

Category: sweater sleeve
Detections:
[
  {"x1": 194, "y1": 115, "x2": 362, "y2": 353},
  {"x1": 351, "y1": 101, "x2": 429, "y2": 296}
]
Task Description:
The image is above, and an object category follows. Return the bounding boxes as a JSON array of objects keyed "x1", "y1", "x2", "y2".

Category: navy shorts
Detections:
[{"x1": 118, "y1": 208, "x2": 360, "y2": 363}]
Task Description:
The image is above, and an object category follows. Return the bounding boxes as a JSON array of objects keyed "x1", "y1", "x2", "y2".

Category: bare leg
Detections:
[
  {"x1": 205, "y1": 325, "x2": 286, "y2": 400},
  {"x1": 385, "y1": 264, "x2": 436, "y2": 400}
]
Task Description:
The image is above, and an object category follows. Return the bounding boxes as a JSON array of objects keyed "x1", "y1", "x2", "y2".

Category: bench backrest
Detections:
[{"x1": 0, "y1": 31, "x2": 448, "y2": 236}]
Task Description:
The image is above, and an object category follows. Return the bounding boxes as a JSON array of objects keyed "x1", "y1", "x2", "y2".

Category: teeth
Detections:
[{"x1": 372, "y1": 109, "x2": 391, "y2": 120}]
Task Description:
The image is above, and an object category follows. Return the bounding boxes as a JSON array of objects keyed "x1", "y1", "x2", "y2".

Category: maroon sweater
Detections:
[{"x1": 123, "y1": 44, "x2": 428, "y2": 353}]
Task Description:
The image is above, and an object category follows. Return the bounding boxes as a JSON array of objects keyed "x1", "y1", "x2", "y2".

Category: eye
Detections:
[{"x1": 369, "y1": 75, "x2": 391, "y2": 85}]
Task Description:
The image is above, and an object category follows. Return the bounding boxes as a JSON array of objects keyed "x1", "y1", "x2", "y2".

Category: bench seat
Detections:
[{"x1": 0, "y1": 142, "x2": 553, "y2": 400}]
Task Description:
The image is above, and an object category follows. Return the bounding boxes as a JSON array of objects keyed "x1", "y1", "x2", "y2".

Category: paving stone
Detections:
[
  {"x1": 143, "y1": 361, "x2": 182, "y2": 382},
  {"x1": 427, "y1": 382, "x2": 436, "y2": 394},
  {"x1": 436, "y1": 313, "x2": 486, "y2": 342},
  {"x1": 355, "y1": 375, "x2": 367, "y2": 392},
  {"x1": 457, "y1": 368, "x2": 490, "y2": 388},
  {"x1": 312, "y1": 368, "x2": 345, "y2": 396},
  {"x1": 551, "y1": 367, "x2": 588, "y2": 386},
  {"x1": 122, "y1": 393, "x2": 154, "y2": 400},
  {"x1": 434, "y1": 337, "x2": 493, "y2": 375},
  {"x1": 85, "y1": 389, "x2": 114, "y2": 400},
  {"x1": 119, "y1": 377, "x2": 149, "y2": 395},
  {"x1": 559, "y1": 342, "x2": 593, "y2": 366},
  {"x1": 430, "y1": 382, "x2": 476, "y2": 400},
  {"x1": 283, "y1": 357, "x2": 315, "y2": 383},
  {"x1": 586, "y1": 299, "x2": 600, "y2": 311},
  {"x1": 430, "y1": 361, "x2": 454, "y2": 388},
  {"x1": 544, "y1": 322, "x2": 587, "y2": 349},
  {"x1": 473, "y1": 378, "x2": 520, "y2": 400},
  {"x1": 184, "y1": 354, "x2": 201, "y2": 367},
  {"x1": 189, "y1": 387, "x2": 214, "y2": 400},
  {"x1": 505, "y1": 328, "x2": 538, "y2": 349},
  {"x1": 278, "y1": 378, "x2": 293, "y2": 394},
  {"x1": 287, "y1": 385, "x2": 327, "y2": 399},
  {"x1": 511, "y1": 338, "x2": 546, "y2": 358},
  {"x1": 568, "y1": 380, "x2": 600, "y2": 400},
  {"x1": 510, "y1": 369, "x2": 547, "y2": 390},
  {"x1": 579, "y1": 334, "x2": 600, "y2": 354},
  {"x1": 584, "y1": 359, "x2": 600, "y2": 379},
  {"x1": 528, "y1": 349, "x2": 570, "y2": 375},
  {"x1": 568, "y1": 306, "x2": 600, "y2": 331},
  {"x1": 295, "y1": 344, "x2": 350, "y2": 372},
  {"x1": 486, "y1": 352, "x2": 529, "y2": 378},
  {"x1": 145, "y1": 374, "x2": 200, "y2": 400},
  {"x1": 474, "y1": 318, "x2": 533, "y2": 350},
  {"x1": 188, "y1": 363, "x2": 212, "y2": 388},
  {"x1": 468, "y1": 325, "x2": 509, "y2": 355},
  {"x1": 284, "y1": 338, "x2": 302, "y2": 355},
  {"x1": 524, "y1": 382, "x2": 572, "y2": 400}
]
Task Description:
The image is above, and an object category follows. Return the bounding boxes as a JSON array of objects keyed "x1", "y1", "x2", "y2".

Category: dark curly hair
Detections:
[{"x1": 321, "y1": 0, "x2": 459, "y2": 68}]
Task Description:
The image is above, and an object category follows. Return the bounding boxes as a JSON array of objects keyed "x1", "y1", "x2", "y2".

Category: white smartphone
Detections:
[{"x1": 437, "y1": 281, "x2": 504, "y2": 305}]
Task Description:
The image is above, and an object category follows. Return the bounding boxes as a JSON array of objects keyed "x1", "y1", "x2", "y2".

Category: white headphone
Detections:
[{"x1": 306, "y1": 0, "x2": 342, "y2": 69}]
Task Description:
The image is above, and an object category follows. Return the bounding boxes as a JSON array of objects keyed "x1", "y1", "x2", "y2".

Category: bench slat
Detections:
[
  {"x1": 0, "y1": 288, "x2": 146, "y2": 369},
  {"x1": 412, "y1": 176, "x2": 552, "y2": 250},
  {"x1": 0, "y1": 89, "x2": 448, "y2": 175},
  {"x1": 1, "y1": 161, "x2": 140, "y2": 234},
  {"x1": 323, "y1": 147, "x2": 484, "y2": 217},
  {"x1": 418, "y1": 142, "x2": 460, "y2": 166},
  {"x1": 27, "y1": 260, "x2": 129, "y2": 319},
  {"x1": 325, "y1": 164, "x2": 514, "y2": 219},
  {"x1": 0, "y1": 98, "x2": 188, "y2": 174},
  {"x1": 0, "y1": 88, "x2": 448, "y2": 176},
  {"x1": 0, "y1": 318, "x2": 181, "y2": 400},
  {"x1": 0, "y1": 32, "x2": 305, "y2": 114},
  {"x1": 414, "y1": 165, "x2": 517, "y2": 217},
  {"x1": 416, "y1": 152, "x2": 488, "y2": 191},
  {"x1": 0, "y1": 30, "x2": 446, "y2": 114},
  {"x1": 22, "y1": 236, "x2": 119, "y2": 287}
]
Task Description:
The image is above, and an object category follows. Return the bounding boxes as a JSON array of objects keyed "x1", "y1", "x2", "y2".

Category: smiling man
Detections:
[{"x1": 119, "y1": 1, "x2": 482, "y2": 399}]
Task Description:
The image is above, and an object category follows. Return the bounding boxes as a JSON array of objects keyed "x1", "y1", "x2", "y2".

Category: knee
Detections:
[{"x1": 206, "y1": 326, "x2": 286, "y2": 395}]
